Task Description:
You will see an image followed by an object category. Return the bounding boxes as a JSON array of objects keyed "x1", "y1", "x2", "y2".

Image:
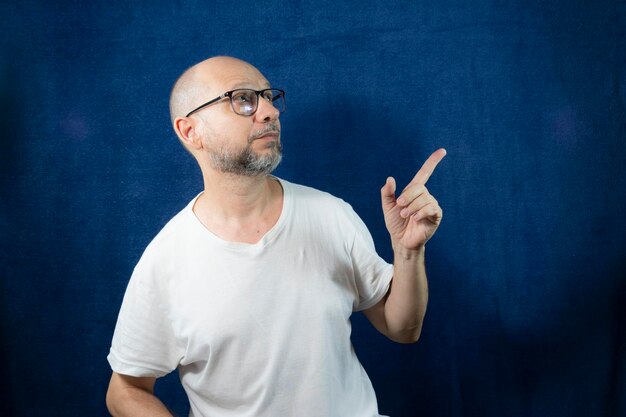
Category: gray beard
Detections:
[{"x1": 209, "y1": 140, "x2": 283, "y2": 177}]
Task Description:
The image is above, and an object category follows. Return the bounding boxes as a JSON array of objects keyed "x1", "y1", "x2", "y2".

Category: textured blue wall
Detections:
[{"x1": 1, "y1": 1, "x2": 624, "y2": 416}]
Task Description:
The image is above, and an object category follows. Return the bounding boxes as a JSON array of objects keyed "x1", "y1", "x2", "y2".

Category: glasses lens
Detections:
[
  {"x1": 231, "y1": 90, "x2": 258, "y2": 115},
  {"x1": 266, "y1": 89, "x2": 285, "y2": 113}
]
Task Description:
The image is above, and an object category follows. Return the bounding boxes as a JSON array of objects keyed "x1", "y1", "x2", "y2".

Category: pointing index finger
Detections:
[{"x1": 410, "y1": 148, "x2": 447, "y2": 185}]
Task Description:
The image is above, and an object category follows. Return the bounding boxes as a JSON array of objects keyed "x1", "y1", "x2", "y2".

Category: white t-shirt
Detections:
[{"x1": 108, "y1": 178, "x2": 394, "y2": 417}]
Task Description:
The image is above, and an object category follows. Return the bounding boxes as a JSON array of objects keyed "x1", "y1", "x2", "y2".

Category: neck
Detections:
[
  {"x1": 192, "y1": 167, "x2": 283, "y2": 244},
  {"x1": 199, "y1": 169, "x2": 276, "y2": 221}
]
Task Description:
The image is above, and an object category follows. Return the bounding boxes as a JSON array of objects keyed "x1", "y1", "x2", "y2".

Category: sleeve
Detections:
[
  {"x1": 343, "y1": 204, "x2": 394, "y2": 312},
  {"x1": 107, "y1": 254, "x2": 183, "y2": 378}
]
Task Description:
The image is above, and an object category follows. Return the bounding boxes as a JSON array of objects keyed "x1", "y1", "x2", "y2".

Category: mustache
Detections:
[{"x1": 249, "y1": 123, "x2": 281, "y2": 142}]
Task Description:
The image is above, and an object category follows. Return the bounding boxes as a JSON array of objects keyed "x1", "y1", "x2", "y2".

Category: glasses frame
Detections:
[{"x1": 185, "y1": 88, "x2": 286, "y2": 117}]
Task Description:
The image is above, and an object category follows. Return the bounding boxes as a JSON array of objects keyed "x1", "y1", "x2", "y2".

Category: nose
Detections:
[{"x1": 254, "y1": 95, "x2": 280, "y2": 123}]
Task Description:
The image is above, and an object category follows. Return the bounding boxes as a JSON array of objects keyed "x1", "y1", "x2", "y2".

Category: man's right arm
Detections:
[{"x1": 106, "y1": 372, "x2": 173, "y2": 417}]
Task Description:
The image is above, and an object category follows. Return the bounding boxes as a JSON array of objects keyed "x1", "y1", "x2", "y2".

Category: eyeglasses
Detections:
[{"x1": 185, "y1": 88, "x2": 286, "y2": 117}]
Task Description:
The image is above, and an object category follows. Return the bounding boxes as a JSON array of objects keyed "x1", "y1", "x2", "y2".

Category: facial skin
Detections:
[
  {"x1": 200, "y1": 117, "x2": 282, "y2": 177},
  {"x1": 170, "y1": 56, "x2": 282, "y2": 177}
]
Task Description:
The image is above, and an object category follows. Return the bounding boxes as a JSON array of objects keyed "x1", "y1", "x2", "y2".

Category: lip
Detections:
[{"x1": 256, "y1": 132, "x2": 279, "y2": 140}]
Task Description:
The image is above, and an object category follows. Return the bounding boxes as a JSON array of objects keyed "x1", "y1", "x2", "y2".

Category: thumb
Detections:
[{"x1": 380, "y1": 176, "x2": 397, "y2": 211}]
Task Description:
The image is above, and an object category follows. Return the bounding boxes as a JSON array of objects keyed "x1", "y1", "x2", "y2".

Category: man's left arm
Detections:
[{"x1": 363, "y1": 148, "x2": 447, "y2": 344}]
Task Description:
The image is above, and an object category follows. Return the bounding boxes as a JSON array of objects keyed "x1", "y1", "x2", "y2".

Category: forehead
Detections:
[{"x1": 202, "y1": 61, "x2": 271, "y2": 93}]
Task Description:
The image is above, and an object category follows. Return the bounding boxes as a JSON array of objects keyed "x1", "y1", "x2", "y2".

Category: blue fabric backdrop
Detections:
[{"x1": 1, "y1": 1, "x2": 624, "y2": 416}]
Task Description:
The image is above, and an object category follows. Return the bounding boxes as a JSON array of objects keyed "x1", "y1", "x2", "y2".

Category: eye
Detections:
[
  {"x1": 232, "y1": 92, "x2": 252, "y2": 103},
  {"x1": 262, "y1": 90, "x2": 274, "y2": 101}
]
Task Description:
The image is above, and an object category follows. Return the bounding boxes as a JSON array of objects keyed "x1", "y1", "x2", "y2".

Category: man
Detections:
[{"x1": 106, "y1": 56, "x2": 446, "y2": 417}]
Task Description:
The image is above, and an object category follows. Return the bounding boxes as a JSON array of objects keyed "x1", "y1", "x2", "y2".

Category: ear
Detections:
[{"x1": 174, "y1": 117, "x2": 203, "y2": 151}]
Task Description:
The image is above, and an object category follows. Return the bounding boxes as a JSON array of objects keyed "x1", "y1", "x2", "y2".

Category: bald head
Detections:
[{"x1": 169, "y1": 56, "x2": 267, "y2": 126}]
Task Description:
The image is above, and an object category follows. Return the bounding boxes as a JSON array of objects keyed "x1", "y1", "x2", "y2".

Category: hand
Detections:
[{"x1": 381, "y1": 148, "x2": 447, "y2": 251}]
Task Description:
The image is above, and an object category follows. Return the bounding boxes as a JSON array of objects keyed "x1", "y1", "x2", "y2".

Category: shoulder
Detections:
[
  {"x1": 279, "y1": 178, "x2": 352, "y2": 212},
  {"x1": 133, "y1": 196, "x2": 199, "y2": 275},
  {"x1": 150, "y1": 201, "x2": 195, "y2": 247},
  {"x1": 278, "y1": 177, "x2": 365, "y2": 232}
]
